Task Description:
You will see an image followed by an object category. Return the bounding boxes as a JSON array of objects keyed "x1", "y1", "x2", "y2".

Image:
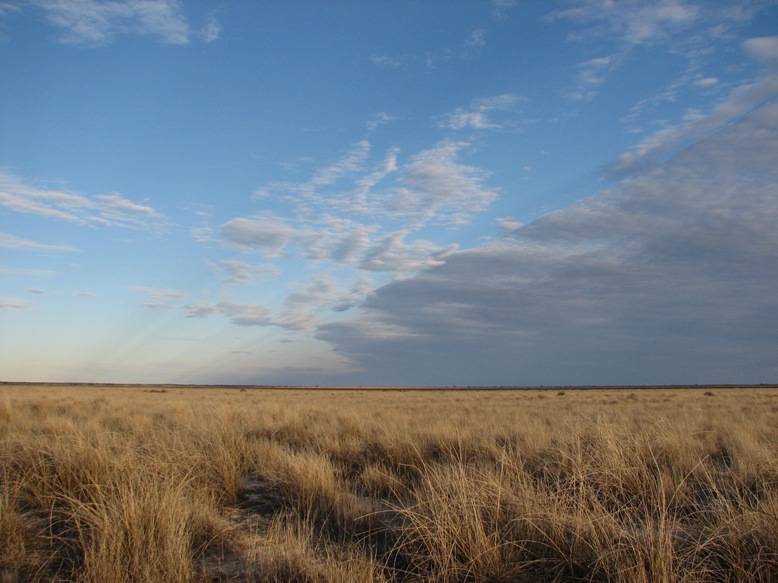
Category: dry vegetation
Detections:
[{"x1": 1, "y1": 383, "x2": 777, "y2": 582}]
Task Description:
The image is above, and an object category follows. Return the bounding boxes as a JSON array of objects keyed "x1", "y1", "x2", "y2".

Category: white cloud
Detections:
[
  {"x1": 191, "y1": 226, "x2": 216, "y2": 243},
  {"x1": 547, "y1": 0, "x2": 701, "y2": 46},
  {"x1": 466, "y1": 27, "x2": 486, "y2": 48},
  {"x1": 132, "y1": 285, "x2": 187, "y2": 309},
  {"x1": 331, "y1": 277, "x2": 374, "y2": 312},
  {"x1": 95, "y1": 193, "x2": 155, "y2": 215},
  {"x1": 185, "y1": 300, "x2": 274, "y2": 327},
  {"x1": 496, "y1": 217, "x2": 522, "y2": 233},
  {"x1": 387, "y1": 141, "x2": 499, "y2": 226},
  {"x1": 221, "y1": 259, "x2": 279, "y2": 285},
  {"x1": 299, "y1": 140, "x2": 371, "y2": 200},
  {"x1": 0, "y1": 231, "x2": 79, "y2": 253},
  {"x1": 253, "y1": 137, "x2": 498, "y2": 230},
  {"x1": 369, "y1": 54, "x2": 402, "y2": 68},
  {"x1": 0, "y1": 2, "x2": 20, "y2": 18},
  {"x1": 30, "y1": 0, "x2": 191, "y2": 45},
  {"x1": 201, "y1": 13, "x2": 220, "y2": 43},
  {"x1": 567, "y1": 54, "x2": 621, "y2": 100},
  {"x1": 0, "y1": 170, "x2": 163, "y2": 229},
  {"x1": 307, "y1": 222, "x2": 376, "y2": 265},
  {"x1": 319, "y1": 101, "x2": 778, "y2": 386},
  {"x1": 278, "y1": 275, "x2": 339, "y2": 331},
  {"x1": 0, "y1": 296, "x2": 32, "y2": 311},
  {"x1": 215, "y1": 301, "x2": 274, "y2": 327},
  {"x1": 347, "y1": 148, "x2": 399, "y2": 213},
  {"x1": 359, "y1": 230, "x2": 458, "y2": 273},
  {"x1": 438, "y1": 94, "x2": 520, "y2": 130},
  {"x1": 220, "y1": 213, "x2": 307, "y2": 257},
  {"x1": 694, "y1": 76, "x2": 719, "y2": 87},
  {"x1": 743, "y1": 36, "x2": 778, "y2": 64},
  {"x1": 607, "y1": 63, "x2": 778, "y2": 175},
  {"x1": 0, "y1": 265, "x2": 59, "y2": 278},
  {"x1": 366, "y1": 112, "x2": 398, "y2": 132},
  {"x1": 548, "y1": 2, "x2": 772, "y2": 103}
]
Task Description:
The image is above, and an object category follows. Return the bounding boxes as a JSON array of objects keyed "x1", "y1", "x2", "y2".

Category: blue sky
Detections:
[{"x1": 2, "y1": 0, "x2": 777, "y2": 386}]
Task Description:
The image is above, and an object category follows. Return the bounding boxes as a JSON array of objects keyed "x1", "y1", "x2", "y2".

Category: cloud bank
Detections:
[{"x1": 318, "y1": 101, "x2": 778, "y2": 386}]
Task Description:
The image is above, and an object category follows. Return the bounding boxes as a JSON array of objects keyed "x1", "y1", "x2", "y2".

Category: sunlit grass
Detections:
[{"x1": 1, "y1": 384, "x2": 776, "y2": 581}]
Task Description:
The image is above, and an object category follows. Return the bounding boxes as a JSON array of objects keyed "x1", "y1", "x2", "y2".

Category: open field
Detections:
[{"x1": 1, "y1": 384, "x2": 777, "y2": 582}]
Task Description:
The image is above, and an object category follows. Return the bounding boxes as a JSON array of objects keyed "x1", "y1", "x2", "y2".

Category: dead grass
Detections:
[{"x1": 0, "y1": 384, "x2": 776, "y2": 582}]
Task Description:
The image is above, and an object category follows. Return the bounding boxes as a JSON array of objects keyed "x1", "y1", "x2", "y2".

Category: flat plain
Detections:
[{"x1": 1, "y1": 383, "x2": 777, "y2": 582}]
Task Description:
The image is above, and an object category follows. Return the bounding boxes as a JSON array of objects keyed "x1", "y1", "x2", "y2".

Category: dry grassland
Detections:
[{"x1": 1, "y1": 384, "x2": 777, "y2": 582}]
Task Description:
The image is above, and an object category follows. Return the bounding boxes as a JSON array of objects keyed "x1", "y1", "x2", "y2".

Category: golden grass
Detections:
[{"x1": 0, "y1": 384, "x2": 776, "y2": 582}]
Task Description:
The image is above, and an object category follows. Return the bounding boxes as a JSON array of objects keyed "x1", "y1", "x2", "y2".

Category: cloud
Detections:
[
  {"x1": 548, "y1": 2, "x2": 772, "y2": 102},
  {"x1": 0, "y1": 170, "x2": 163, "y2": 229},
  {"x1": 342, "y1": 148, "x2": 400, "y2": 213},
  {"x1": 318, "y1": 101, "x2": 778, "y2": 386},
  {"x1": 132, "y1": 285, "x2": 187, "y2": 309},
  {"x1": 0, "y1": 232, "x2": 79, "y2": 253},
  {"x1": 0, "y1": 171, "x2": 88, "y2": 221},
  {"x1": 201, "y1": 13, "x2": 220, "y2": 43},
  {"x1": 438, "y1": 94, "x2": 520, "y2": 130},
  {"x1": 743, "y1": 36, "x2": 778, "y2": 64},
  {"x1": 366, "y1": 112, "x2": 398, "y2": 132},
  {"x1": 185, "y1": 300, "x2": 274, "y2": 327},
  {"x1": 694, "y1": 76, "x2": 719, "y2": 87},
  {"x1": 0, "y1": 265, "x2": 59, "y2": 278},
  {"x1": 29, "y1": 0, "x2": 190, "y2": 45},
  {"x1": 359, "y1": 230, "x2": 458, "y2": 273},
  {"x1": 567, "y1": 54, "x2": 621, "y2": 101},
  {"x1": 278, "y1": 275, "x2": 340, "y2": 331},
  {"x1": 299, "y1": 140, "x2": 371, "y2": 200},
  {"x1": 0, "y1": 296, "x2": 33, "y2": 311},
  {"x1": 387, "y1": 141, "x2": 499, "y2": 226},
  {"x1": 307, "y1": 222, "x2": 376, "y2": 265},
  {"x1": 547, "y1": 0, "x2": 701, "y2": 46},
  {"x1": 607, "y1": 59, "x2": 778, "y2": 175},
  {"x1": 465, "y1": 27, "x2": 486, "y2": 48},
  {"x1": 253, "y1": 137, "x2": 498, "y2": 230},
  {"x1": 369, "y1": 54, "x2": 402, "y2": 68},
  {"x1": 220, "y1": 213, "x2": 306, "y2": 257},
  {"x1": 331, "y1": 277, "x2": 374, "y2": 312},
  {"x1": 221, "y1": 259, "x2": 279, "y2": 285}
]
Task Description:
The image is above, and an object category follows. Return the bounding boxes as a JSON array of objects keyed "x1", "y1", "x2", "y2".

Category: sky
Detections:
[{"x1": 1, "y1": 0, "x2": 778, "y2": 387}]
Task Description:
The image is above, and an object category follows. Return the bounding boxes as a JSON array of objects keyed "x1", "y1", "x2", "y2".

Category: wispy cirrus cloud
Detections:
[
  {"x1": 547, "y1": 1, "x2": 770, "y2": 102},
  {"x1": 0, "y1": 170, "x2": 163, "y2": 229},
  {"x1": 200, "y1": 13, "x2": 220, "y2": 43},
  {"x1": 567, "y1": 54, "x2": 622, "y2": 101},
  {"x1": 0, "y1": 231, "x2": 79, "y2": 253},
  {"x1": 28, "y1": 0, "x2": 191, "y2": 45},
  {"x1": 221, "y1": 259, "x2": 279, "y2": 285},
  {"x1": 607, "y1": 37, "x2": 778, "y2": 176},
  {"x1": 0, "y1": 265, "x2": 59, "y2": 279},
  {"x1": 546, "y1": 0, "x2": 701, "y2": 46},
  {"x1": 369, "y1": 54, "x2": 403, "y2": 68},
  {"x1": 131, "y1": 286, "x2": 187, "y2": 309},
  {"x1": 386, "y1": 141, "x2": 499, "y2": 227},
  {"x1": 185, "y1": 300, "x2": 274, "y2": 327},
  {"x1": 0, "y1": 295, "x2": 33, "y2": 311},
  {"x1": 437, "y1": 94, "x2": 521, "y2": 130},
  {"x1": 366, "y1": 112, "x2": 398, "y2": 132},
  {"x1": 359, "y1": 231, "x2": 458, "y2": 273}
]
